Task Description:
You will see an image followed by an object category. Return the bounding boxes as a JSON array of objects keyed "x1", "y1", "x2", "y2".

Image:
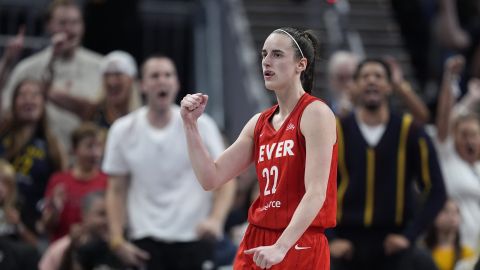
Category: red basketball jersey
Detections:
[{"x1": 249, "y1": 93, "x2": 337, "y2": 230}]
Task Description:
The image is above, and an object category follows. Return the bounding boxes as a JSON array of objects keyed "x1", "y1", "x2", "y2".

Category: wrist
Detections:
[{"x1": 274, "y1": 241, "x2": 291, "y2": 255}]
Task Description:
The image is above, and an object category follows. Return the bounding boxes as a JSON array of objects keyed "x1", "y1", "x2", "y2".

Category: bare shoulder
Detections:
[
  {"x1": 301, "y1": 101, "x2": 336, "y2": 142},
  {"x1": 242, "y1": 113, "x2": 262, "y2": 138},
  {"x1": 302, "y1": 101, "x2": 336, "y2": 125}
]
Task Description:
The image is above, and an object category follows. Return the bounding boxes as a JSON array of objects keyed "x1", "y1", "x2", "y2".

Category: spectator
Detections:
[
  {"x1": 48, "y1": 50, "x2": 142, "y2": 129},
  {"x1": 103, "y1": 55, "x2": 235, "y2": 269},
  {"x1": 39, "y1": 191, "x2": 125, "y2": 270},
  {"x1": 331, "y1": 58, "x2": 446, "y2": 270},
  {"x1": 0, "y1": 159, "x2": 36, "y2": 245},
  {"x1": 435, "y1": 55, "x2": 480, "y2": 251},
  {"x1": 41, "y1": 122, "x2": 107, "y2": 242},
  {"x1": 327, "y1": 51, "x2": 358, "y2": 117},
  {"x1": 0, "y1": 78, "x2": 66, "y2": 236},
  {"x1": 0, "y1": 159, "x2": 39, "y2": 270},
  {"x1": 2, "y1": 0, "x2": 103, "y2": 149},
  {"x1": 327, "y1": 51, "x2": 430, "y2": 123},
  {"x1": 425, "y1": 199, "x2": 475, "y2": 270}
]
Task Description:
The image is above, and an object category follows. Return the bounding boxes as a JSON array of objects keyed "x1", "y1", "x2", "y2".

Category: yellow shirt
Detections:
[{"x1": 432, "y1": 246, "x2": 475, "y2": 270}]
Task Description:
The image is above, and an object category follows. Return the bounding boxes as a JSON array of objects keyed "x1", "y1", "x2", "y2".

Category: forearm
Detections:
[
  {"x1": 106, "y1": 183, "x2": 127, "y2": 241},
  {"x1": 275, "y1": 191, "x2": 326, "y2": 252},
  {"x1": 210, "y1": 180, "x2": 236, "y2": 223},
  {"x1": 17, "y1": 223, "x2": 38, "y2": 246},
  {"x1": 183, "y1": 121, "x2": 221, "y2": 190},
  {"x1": 436, "y1": 73, "x2": 456, "y2": 141},
  {"x1": 48, "y1": 91, "x2": 94, "y2": 119},
  {"x1": 395, "y1": 81, "x2": 430, "y2": 124}
]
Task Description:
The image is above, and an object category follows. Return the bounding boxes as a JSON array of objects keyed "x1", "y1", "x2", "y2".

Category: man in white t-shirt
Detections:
[
  {"x1": 2, "y1": 0, "x2": 102, "y2": 149},
  {"x1": 103, "y1": 55, "x2": 235, "y2": 269}
]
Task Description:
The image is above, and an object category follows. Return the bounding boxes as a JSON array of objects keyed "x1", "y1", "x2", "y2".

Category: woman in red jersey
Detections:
[{"x1": 181, "y1": 27, "x2": 337, "y2": 269}]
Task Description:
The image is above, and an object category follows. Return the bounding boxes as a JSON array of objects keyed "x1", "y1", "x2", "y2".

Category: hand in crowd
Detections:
[
  {"x1": 244, "y1": 243, "x2": 287, "y2": 269},
  {"x1": 51, "y1": 32, "x2": 69, "y2": 58},
  {"x1": 444, "y1": 55, "x2": 465, "y2": 76},
  {"x1": 112, "y1": 240, "x2": 150, "y2": 267},
  {"x1": 384, "y1": 56, "x2": 405, "y2": 88},
  {"x1": 180, "y1": 93, "x2": 209, "y2": 123},
  {"x1": 383, "y1": 234, "x2": 410, "y2": 255},
  {"x1": 330, "y1": 239, "x2": 354, "y2": 260},
  {"x1": 2, "y1": 26, "x2": 25, "y2": 64},
  {"x1": 196, "y1": 217, "x2": 223, "y2": 240},
  {"x1": 52, "y1": 183, "x2": 66, "y2": 211},
  {"x1": 467, "y1": 78, "x2": 480, "y2": 100},
  {"x1": 4, "y1": 207, "x2": 21, "y2": 225}
]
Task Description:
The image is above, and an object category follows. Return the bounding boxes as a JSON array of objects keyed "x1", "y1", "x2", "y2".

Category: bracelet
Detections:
[{"x1": 109, "y1": 236, "x2": 125, "y2": 250}]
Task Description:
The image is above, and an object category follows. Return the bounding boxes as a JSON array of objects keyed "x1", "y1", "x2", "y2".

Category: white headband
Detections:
[{"x1": 275, "y1": 29, "x2": 305, "y2": 59}]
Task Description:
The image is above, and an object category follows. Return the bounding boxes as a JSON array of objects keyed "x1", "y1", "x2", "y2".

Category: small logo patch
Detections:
[
  {"x1": 286, "y1": 123, "x2": 295, "y2": 131},
  {"x1": 294, "y1": 244, "x2": 311, "y2": 250}
]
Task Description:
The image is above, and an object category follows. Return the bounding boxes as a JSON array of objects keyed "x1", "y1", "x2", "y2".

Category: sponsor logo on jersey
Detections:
[
  {"x1": 258, "y1": 140, "x2": 294, "y2": 163},
  {"x1": 259, "y1": 200, "x2": 282, "y2": 211}
]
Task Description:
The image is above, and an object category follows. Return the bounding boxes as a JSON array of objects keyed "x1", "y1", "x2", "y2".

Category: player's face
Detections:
[
  {"x1": 14, "y1": 81, "x2": 45, "y2": 123},
  {"x1": 261, "y1": 33, "x2": 302, "y2": 91},
  {"x1": 103, "y1": 72, "x2": 133, "y2": 107},
  {"x1": 48, "y1": 5, "x2": 84, "y2": 53},
  {"x1": 141, "y1": 58, "x2": 179, "y2": 113},
  {"x1": 354, "y1": 63, "x2": 392, "y2": 111},
  {"x1": 454, "y1": 118, "x2": 480, "y2": 164}
]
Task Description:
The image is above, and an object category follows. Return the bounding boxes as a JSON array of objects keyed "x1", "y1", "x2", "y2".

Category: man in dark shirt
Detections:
[{"x1": 330, "y1": 58, "x2": 446, "y2": 270}]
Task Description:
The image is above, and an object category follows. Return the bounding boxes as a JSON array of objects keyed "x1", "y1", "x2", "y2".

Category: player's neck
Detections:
[
  {"x1": 356, "y1": 104, "x2": 389, "y2": 126},
  {"x1": 275, "y1": 87, "x2": 305, "y2": 119}
]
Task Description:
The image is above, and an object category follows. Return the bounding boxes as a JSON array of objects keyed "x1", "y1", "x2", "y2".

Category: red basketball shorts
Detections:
[{"x1": 233, "y1": 224, "x2": 330, "y2": 270}]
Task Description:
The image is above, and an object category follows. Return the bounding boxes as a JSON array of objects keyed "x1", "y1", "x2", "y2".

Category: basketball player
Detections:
[{"x1": 181, "y1": 27, "x2": 337, "y2": 269}]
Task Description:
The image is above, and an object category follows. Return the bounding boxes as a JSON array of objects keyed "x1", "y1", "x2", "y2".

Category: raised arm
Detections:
[
  {"x1": 245, "y1": 101, "x2": 337, "y2": 268},
  {"x1": 435, "y1": 55, "x2": 465, "y2": 142},
  {"x1": 386, "y1": 57, "x2": 430, "y2": 124},
  {"x1": 0, "y1": 27, "x2": 24, "y2": 118},
  {"x1": 181, "y1": 93, "x2": 258, "y2": 190}
]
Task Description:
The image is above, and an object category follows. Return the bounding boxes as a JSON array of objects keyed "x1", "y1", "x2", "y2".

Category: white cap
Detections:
[{"x1": 101, "y1": 50, "x2": 137, "y2": 77}]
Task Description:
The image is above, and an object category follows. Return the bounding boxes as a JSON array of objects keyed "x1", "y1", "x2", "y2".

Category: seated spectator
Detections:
[
  {"x1": 0, "y1": 159, "x2": 40, "y2": 269},
  {"x1": 2, "y1": 0, "x2": 103, "y2": 149},
  {"x1": 41, "y1": 122, "x2": 107, "y2": 241},
  {"x1": 435, "y1": 55, "x2": 480, "y2": 251},
  {"x1": 48, "y1": 50, "x2": 142, "y2": 129},
  {"x1": 39, "y1": 191, "x2": 125, "y2": 270},
  {"x1": 0, "y1": 78, "x2": 66, "y2": 236},
  {"x1": 0, "y1": 159, "x2": 36, "y2": 245},
  {"x1": 425, "y1": 199, "x2": 475, "y2": 270}
]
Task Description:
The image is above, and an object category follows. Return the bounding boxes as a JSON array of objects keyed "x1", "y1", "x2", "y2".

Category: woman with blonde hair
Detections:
[{"x1": 48, "y1": 50, "x2": 142, "y2": 129}]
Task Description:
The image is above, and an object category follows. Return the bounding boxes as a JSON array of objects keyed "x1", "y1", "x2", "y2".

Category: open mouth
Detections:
[
  {"x1": 157, "y1": 91, "x2": 168, "y2": 98},
  {"x1": 263, "y1": 70, "x2": 275, "y2": 78}
]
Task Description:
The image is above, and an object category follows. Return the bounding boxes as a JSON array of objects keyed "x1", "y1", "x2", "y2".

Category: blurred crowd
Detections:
[{"x1": 0, "y1": 0, "x2": 479, "y2": 269}]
